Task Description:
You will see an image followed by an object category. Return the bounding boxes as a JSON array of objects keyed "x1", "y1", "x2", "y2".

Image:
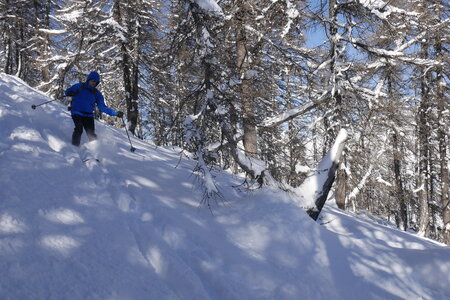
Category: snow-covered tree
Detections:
[{"x1": 0, "y1": 0, "x2": 57, "y2": 85}]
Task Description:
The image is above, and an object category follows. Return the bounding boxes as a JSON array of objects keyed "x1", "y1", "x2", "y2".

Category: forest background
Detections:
[{"x1": 0, "y1": 0, "x2": 448, "y2": 244}]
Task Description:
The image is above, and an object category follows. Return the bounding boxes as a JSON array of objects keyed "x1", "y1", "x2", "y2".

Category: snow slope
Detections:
[{"x1": 0, "y1": 73, "x2": 449, "y2": 300}]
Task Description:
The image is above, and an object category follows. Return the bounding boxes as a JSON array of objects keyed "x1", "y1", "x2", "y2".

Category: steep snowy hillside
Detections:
[{"x1": 0, "y1": 73, "x2": 449, "y2": 300}]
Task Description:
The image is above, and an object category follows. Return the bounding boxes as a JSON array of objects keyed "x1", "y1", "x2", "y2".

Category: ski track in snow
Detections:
[{"x1": 1, "y1": 72, "x2": 450, "y2": 300}]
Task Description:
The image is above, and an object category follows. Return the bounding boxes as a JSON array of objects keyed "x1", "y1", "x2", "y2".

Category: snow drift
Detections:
[{"x1": 0, "y1": 73, "x2": 449, "y2": 300}]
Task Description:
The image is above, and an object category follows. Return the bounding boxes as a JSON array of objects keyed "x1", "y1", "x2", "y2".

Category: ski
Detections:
[
  {"x1": 82, "y1": 157, "x2": 101, "y2": 164},
  {"x1": 79, "y1": 140, "x2": 101, "y2": 165}
]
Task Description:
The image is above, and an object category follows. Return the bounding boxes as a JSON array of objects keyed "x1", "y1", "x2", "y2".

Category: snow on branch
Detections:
[
  {"x1": 346, "y1": 165, "x2": 373, "y2": 208},
  {"x1": 260, "y1": 90, "x2": 329, "y2": 128},
  {"x1": 281, "y1": 0, "x2": 300, "y2": 38},
  {"x1": 294, "y1": 128, "x2": 348, "y2": 220},
  {"x1": 190, "y1": 0, "x2": 223, "y2": 16},
  {"x1": 348, "y1": 37, "x2": 439, "y2": 66},
  {"x1": 197, "y1": 97, "x2": 278, "y2": 188},
  {"x1": 358, "y1": 0, "x2": 418, "y2": 19},
  {"x1": 194, "y1": 146, "x2": 223, "y2": 211},
  {"x1": 38, "y1": 29, "x2": 67, "y2": 35},
  {"x1": 344, "y1": 17, "x2": 449, "y2": 66},
  {"x1": 219, "y1": 121, "x2": 273, "y2": 186}
]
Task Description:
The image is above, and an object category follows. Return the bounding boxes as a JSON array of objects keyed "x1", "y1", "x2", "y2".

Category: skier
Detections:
[{"x1": 65, "y1": 71, "x2": 123, "y2": 146}]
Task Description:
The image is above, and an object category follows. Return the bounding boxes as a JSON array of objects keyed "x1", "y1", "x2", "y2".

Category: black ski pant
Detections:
[{"x1": 71, "y1": 114, "x2": 97, "y2": 146}]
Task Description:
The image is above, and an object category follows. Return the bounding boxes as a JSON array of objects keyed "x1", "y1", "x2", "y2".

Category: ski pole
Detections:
[
  {"x1": 31, "y1": 96, "x2": 67, "y2": 110},
  {"x1": 121, "y1": 117, "x2": 136, "y2": 152}
]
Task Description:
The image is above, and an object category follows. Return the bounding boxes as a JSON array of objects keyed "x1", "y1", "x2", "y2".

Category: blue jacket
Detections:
[{"x1": 65, "y1": 72, "x2": 117, "y2": 117}]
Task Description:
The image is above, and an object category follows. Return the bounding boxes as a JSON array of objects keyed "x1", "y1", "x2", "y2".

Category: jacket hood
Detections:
[{"x1": 86, "y1": 71, "x2": 100, "y2": 87}]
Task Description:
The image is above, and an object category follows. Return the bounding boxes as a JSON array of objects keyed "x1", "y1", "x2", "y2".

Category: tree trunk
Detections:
[
  {"x1": 128, "y1": 59, "x2": 139, "y2": 136},
  {"x1": 328, "y1": 0, "x2": 346, "y2": 209},
  {"x1": 436, "y1": 42, "x2": 450, "y2": 244},
  {"x1": 128, "y1": 12, "x2": 141, "y2": 137},
  {"x1": 5, "y1": 36, "x2": 13, "y2": 74},
  {"x1": 236, "y1": 3, "x2": 257, "y2": 158},
  {"x1": 122, "y1": 34, "x2": 139, "y2": 136},
  {"x1": 114, "y1": 0, "x2": 139, "y2": 135},
  {"x1": 335, "y1": 165, "x2": 346, "y2": 210},
  {"x1": 302, "y1": 129, "x2": 348, "y2": 220},
  {"x1": 417, "y1": 45, "x2": 430, "y2": 236},
  {"x1": 392, "y1": 130, "x2": 408, "y2": 231},
  {"x1": 40, "y1": 0, "x2": 52, "y2": 86}
]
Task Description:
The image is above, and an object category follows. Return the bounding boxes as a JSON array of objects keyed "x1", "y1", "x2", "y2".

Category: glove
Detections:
[
  {"x1": 116, "y1": 111, "x2": 124, "y2": 118},
  {"x1": 66, "y1": 91, "x2": 76, "y2": 96}
]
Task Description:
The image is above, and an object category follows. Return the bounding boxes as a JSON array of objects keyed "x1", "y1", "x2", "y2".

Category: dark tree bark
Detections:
[
  {"x1": 114, "y1": 0, "x2": 139, "y2": 135},
  {"x1": 417, "y1": 44, "x2": 431, "y2": 236},
  {"x1": 392, "y1": 130, "x2": 408, "y2": 231},
  {"x1": 335, "y1": 164, "x2": 347, "y2": 210}
]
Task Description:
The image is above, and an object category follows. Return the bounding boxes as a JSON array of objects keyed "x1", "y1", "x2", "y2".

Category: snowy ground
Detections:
[{"x1": 0, "y1": 72, "x2": 449, "y2": 300}]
